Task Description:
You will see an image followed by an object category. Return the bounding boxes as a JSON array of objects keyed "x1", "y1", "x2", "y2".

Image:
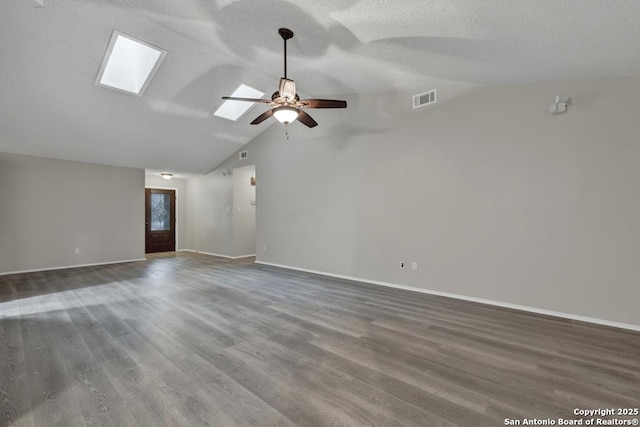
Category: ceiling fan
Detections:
[{"x1": 221, "y1": 28, "x2": 347, "y2": 128}]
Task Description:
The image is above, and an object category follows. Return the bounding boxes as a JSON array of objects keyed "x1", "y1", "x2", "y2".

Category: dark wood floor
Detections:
[{"x1": 0, "y1": 252, "x2": 638, "y2": 426}]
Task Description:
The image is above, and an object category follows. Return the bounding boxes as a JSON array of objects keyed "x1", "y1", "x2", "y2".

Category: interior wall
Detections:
[
  {"x1": 0, "y1": 153, "x2": 145, "y2": 274},
  {"x1": 145, "y1": 175, "x2": 188, "y2": 250},
  {"x1": 232, "y1": 165, "x2": 256, "y2": 257},
  {"x1": 186, "y1": 169, "x2": 234, "y2": 256},
  {"x1": 185, "y1": 163, "x2": 256, "y2": 258},
  {"x1": 217, "y1": 75, "x2": 640, "y2": 327}
]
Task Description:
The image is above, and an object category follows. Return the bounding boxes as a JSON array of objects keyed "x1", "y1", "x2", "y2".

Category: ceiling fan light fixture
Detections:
[{"x1": 273, "y1": 106, "x2": 299, "y2": 124}]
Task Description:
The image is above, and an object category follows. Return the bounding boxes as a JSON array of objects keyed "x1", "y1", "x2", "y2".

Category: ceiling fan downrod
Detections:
[{"x1": 278, "y1": 28, "x2": 294, "y2": 79}]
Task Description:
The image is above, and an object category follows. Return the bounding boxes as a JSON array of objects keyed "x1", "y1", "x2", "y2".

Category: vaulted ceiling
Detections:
[{"x1": 2, "y1": 0, "x2": 640, "y2": 175}]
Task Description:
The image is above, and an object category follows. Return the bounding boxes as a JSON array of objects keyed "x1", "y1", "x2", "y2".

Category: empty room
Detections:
[{"x1": 1, "y1": 1, "x2": 639, "y2": 426}]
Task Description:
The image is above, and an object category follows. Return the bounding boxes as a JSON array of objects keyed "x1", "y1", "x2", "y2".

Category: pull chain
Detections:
[{"x1": 285, "y1": 123, "x2": 289, "y2": 140}]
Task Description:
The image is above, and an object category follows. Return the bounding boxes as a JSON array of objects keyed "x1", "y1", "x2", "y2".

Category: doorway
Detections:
[{"x1": 145, "y1": 188, "x2": 176, "y2": 253}]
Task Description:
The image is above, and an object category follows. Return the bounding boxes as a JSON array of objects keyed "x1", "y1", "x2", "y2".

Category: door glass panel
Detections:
[{"x1": 151, "y1": 193, "x2": 170, "y2": 231}]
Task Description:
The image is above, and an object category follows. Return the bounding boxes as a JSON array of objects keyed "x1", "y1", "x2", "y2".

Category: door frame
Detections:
[{"x1": 145, "y1": 185, "x2": 180, "y2": 251}]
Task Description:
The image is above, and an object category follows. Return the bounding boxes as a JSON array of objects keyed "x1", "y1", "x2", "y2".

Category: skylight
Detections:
[
  {"x1": 213, "y1": 84, "x2": 265, "y2": 121},
  {"x1": 95, "y1": 31, "x2": 167, "y2": 96}
]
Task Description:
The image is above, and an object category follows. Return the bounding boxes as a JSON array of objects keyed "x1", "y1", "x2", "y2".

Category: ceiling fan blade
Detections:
[
  {"x1": 250, "y1": 109, "x2": 274, "y2": 125},
  {"x1": 222, "y1": 96, "x2": 271, "y2": 103},
  {"x1": 299, "y1": 99, "x2": 347, "y2": 109},
  {"x1": 297, "y1": 110, "x2": 318, "y2": 128}
]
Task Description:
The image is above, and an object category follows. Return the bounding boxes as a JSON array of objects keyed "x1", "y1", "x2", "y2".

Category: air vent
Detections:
[
  {"x1": 239, "y1": 151, "x2": 248, "y2": 160},
  {"x1": 413, "y1": 89, "x2": 437, "y2": 109}
]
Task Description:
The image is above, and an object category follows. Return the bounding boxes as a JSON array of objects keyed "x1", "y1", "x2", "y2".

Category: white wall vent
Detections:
[
  {"x1": 413, "y1": 89, "x2": 437, "y2": 108},
  {"x1": 239, "y1": 151, "x2": 248, "y2": 160}
]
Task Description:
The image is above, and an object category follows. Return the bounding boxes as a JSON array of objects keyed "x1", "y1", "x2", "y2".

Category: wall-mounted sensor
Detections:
[{"x1": 550, "y1": 94, "x2": 571, "y2": 115}]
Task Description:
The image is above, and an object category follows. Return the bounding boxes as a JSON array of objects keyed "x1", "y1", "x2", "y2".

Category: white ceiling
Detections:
[{"x1": 2, "y1": 0, "x2": 640, "y2": 174}]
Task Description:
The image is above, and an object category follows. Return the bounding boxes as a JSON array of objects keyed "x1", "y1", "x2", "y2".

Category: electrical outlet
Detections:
[
  {"x1": 411, "y1": 262, "x2": 418, "y2": 271},
  {"x1": 262, "y1": 244, "x2": 266, "y2": 251},
  {"x1": 74, "y1": 248, "x2": 80, "y2": 254},
  {"x1": 400, "y1": 261, "x2": 405, "y2": 269}
]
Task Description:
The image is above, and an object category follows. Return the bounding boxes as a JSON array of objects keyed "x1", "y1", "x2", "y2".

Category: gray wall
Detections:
[
  {"x1": 145, "y1": 175, "x2": 188, "y2": 251},
  {"x1": 233, "y1": 165, "x2": 256, "y2": 257},
  {"x1": 186, "y1": 164, "x2": 256, "y2": 258},
  {"x1": 0, "y1": 153, "x2": 145, "y2": 274},
  {"x1": 208, "y1": 75, "x2": 640, "y2": 327},
  {"x1": 186, "y1": 169, "x2": 234, "y2": 256}
]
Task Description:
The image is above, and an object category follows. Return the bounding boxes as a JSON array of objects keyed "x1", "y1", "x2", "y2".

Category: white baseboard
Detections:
[
  {"x1": 235, "y1": 254, "x2": 257, "y2": 259},
  {"x1": 188, "y1": 250, "x2": 256, "y2": 260},
  {"x1": 0, "y1": 258, "x2": 147, "y2": 276},
  {"x1": 255, "y1": 261, "x2": 640, "y2": 332}
]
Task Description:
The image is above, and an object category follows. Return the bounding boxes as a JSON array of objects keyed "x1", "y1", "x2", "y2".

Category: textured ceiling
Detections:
[{"x1": 1, "y1": 0, "x2": 640, "y2": 174}]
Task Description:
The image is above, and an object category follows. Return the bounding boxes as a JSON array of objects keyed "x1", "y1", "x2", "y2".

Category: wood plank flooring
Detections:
[{"x1": 0, "y1": 252, "x2": 638, "y2": 426}]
